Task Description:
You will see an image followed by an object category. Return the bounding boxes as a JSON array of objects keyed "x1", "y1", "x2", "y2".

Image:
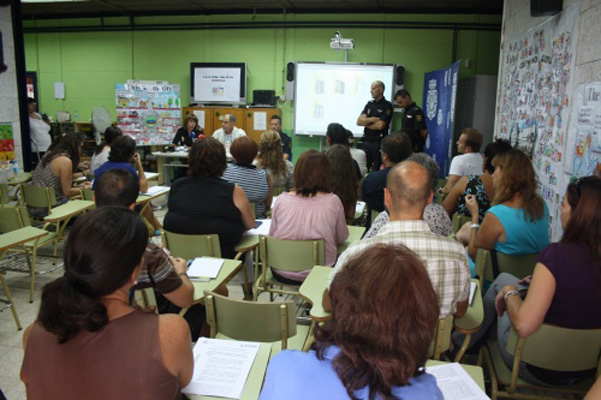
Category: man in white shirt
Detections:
[
  {"x1": 441, "y1": 128, "x2": 484, "y2": 194},
  {"x1": 212, "y1": 114, "x2": 246, "y2": 161}
]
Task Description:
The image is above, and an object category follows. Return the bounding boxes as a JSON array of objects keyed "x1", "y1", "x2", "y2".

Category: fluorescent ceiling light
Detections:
[{"x1": 22, "y1": 0, "x2": 90, "y2": 3}]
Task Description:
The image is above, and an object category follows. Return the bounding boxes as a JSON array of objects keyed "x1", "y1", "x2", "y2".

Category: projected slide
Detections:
[{"x1": 294, "y1": 63, "x2": 395, "y2": 137}]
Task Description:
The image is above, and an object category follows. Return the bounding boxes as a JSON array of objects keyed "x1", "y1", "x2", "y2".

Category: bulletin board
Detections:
[
  {"x1": 0, "y1": 123, "x2": 15, "y2": 161},
  {"x1": 115, "y1": 82, "x2": 181, "y2": 146},
  {"x1": 495, "y1": 5, "x2": 579, "y2": 240}
]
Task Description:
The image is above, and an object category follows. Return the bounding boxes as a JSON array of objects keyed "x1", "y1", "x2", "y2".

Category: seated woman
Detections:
[
  {"x1": 327, "y1": 144, "x2": 358, "y2": 222},
  {"x1": 172, "y1": 114, "x2": 204, "y2": 148},
  {"x1": 20, "y1": 207, "x2": 193, "y2": 398},
  {"x1": 27, "y1": 132, "x2": 91, "y2": 216},
  {"x1": 443, "y1": 139, "x2": 513, "y2": 220},
  {"x1": 90, "y1": 126, "x2": 122, "y2": 173},
  {"x1": 222, "y1": 136, "x2": 272, "y2": 219},
  {"x1": 255, "y1": 130, "x2": 294, "y2": 192},
  {"x1": 462, "y1": 176, "x2": 601, "y2": 384},
  {"x1": 269, "y1": 150, "x2": 349, "y2": 283},
  {"x1": 465, "y1": 149, "x2": 550, "y2": 276},
  {"x1": 365, "y1": 153, "x2": 453, "y2": 238},
  {"x1": 259, "y1": 244, "x2": 443, "y2": 400},
  {"x1": 164, "y1": 138, "x2": 255, "y2": 295}
]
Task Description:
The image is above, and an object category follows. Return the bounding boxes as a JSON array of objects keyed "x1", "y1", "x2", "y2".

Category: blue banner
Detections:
[{"x1": 423, "y1": 61, "x2": 461, "y2": 177}]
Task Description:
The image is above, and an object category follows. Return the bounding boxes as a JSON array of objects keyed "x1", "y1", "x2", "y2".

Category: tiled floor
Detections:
[{"x1": 0, "y1": 207, "x2": 307, "y2": 399}]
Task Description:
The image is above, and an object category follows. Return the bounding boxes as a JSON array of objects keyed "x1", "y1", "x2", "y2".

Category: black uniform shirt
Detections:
[
  {"x1": 361, "y1": 97, "x2": 393, "y2": 139},
  {"x1": 402, "y1": 102, "x2": 427, "y2": 151}
]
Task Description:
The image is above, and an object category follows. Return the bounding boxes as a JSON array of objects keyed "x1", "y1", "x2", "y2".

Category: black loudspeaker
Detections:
[
  {"x1": 0, "y1": 32, "x2": 6, "y2": 74},
  {"x1": 396, "y1": 65, "x2": 405, "y2": 86},
  {"x1": 286, "y1": 62, "x2": 295, "y2": 81},
  {"x1": 530, "y1": 0, "x2": 562, "y2": 17}
]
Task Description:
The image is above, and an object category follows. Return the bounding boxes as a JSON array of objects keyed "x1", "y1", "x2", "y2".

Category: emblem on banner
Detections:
[{"x1": 427, "y1": 79, "x2": 438, "y2": 120}]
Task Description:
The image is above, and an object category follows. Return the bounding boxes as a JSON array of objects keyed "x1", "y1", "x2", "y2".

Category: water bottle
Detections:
[
  {"x1": 74, "y1": 110, "x2": 79, "y2": 121},
  {"x1": 11, "y1": 160, "x2": 19, "y2": 176}
]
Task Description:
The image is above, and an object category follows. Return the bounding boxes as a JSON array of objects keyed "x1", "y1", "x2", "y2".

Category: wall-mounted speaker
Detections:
[
  {"x1": 530, "y1": 0, "x2": 562, "y2": 17},
  {"x1": 393, "y1": 64, "x2": 405, "y2": 97},
  {"x1": 0, "y1": 32, "x2": 7, "y2": 74},
  {"x1": 285, "y1": 62, "x2": 296, "y2": 101}
]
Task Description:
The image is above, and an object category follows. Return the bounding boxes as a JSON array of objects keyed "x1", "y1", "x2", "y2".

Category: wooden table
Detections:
[
  {"x1": 337, "y1": 225, "x2": 365, "y2": 255},
  {"x1": 152, "y1": 151, "x2": 189, "y2": 185},
  {"x1": 0, "y1": 226, "x2": 49, "y2": 329},
  {"x1": 187, "y1": 343, "x2": 271, "y2": 400},
  {"x1": 191, "y1": 258, "x2": 243, "y2": 304},
  {"x1": 425, "y1": 360, "x2": 486, "y2": 391}
]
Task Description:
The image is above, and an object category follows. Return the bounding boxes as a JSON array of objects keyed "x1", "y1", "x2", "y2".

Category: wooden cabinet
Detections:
[{"x1": 182, "y1": 107, "x2": 281, "y2": 144}]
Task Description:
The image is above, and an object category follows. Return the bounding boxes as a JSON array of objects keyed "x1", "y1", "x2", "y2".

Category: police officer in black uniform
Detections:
[
  {"x1": 357, "y1": 81, "x2": 393, "y2": 172},
  {"x1": 395, "y1": 89, "x2": 428, "y2": 153}
]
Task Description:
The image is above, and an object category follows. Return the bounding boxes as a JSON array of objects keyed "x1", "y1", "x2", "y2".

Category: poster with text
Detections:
[
  {"x1": 194, "y1": 68, "x2": 241, "y2": 103},
  {"x1": 115, "y1": 82, "x2": 181, "y2": 146},
  {"x1": 423, "y1": 61, "x2": 460, "y2": 177},
  {"x1": 495, "y1": 5, "x2": 579, "y2": 241}
]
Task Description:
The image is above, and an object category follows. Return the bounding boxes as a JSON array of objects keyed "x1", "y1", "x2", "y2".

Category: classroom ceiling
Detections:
[{"x1": 21, "y1": 0, "x2": 504, "y2": 19}]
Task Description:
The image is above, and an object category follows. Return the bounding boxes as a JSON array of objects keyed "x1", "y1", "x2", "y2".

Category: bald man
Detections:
[
  {"x1": 212, "y1": 113, "x2": 247, "y2": 161},
  {"x1": 357, "y1": 80, "x2": 393, "y2": 172},
  {"x1": 329, "y1": 161, "x2": 471, "y2": 319}
]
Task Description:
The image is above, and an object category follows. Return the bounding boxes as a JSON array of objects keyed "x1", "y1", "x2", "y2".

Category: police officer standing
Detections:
[
  {"x1": 357, "y1": 80, "x2": 393, "y2": 172},
  {"x1": 395, "y1": 89, "x2": 428, "y2": 152}
]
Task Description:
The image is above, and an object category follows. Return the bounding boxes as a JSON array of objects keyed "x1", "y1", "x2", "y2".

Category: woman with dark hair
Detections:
[
  {"x1": 327, "y1": 144, "x2": 358, "y2": 222},
  {"x1": 164, "y1": 137, "x2": 255, "y2": 259},
  {"x1": 21, "y1": 207, "x2": 193, "y2": 398},
  {"x1": 260, "y1": 244, "x2": 443, "y2": 399},
  {"x1": 172, "y1": 114, "x2": 204, "y2": 148},
  {"x1": 93, "y1": 135, "x2": 148, "y2": 193},
  {"x1": 269, "y1": 150, "x2": 348, "y2": 283},
  {"x1": 466, "y1": 149, "x2": 549, "y2": 275},
  {"x1": 255, "y1": 130, "x2": 294, "y2": 191},
  {"x1": 222, "y1": 136, "x2": 272, "y2": 218},
  {"x1": 90, "y1": 126, "x2": 123, "y2": 173},
  {"x1": 443, "y1": 139, "x2": 513, "y2": 220},
  {"x1": 27, "y1": 132, "x2": 90, "y2": 215},
  {"x1": 459, "y1": 176, "x2": 601, "y2": 384}
]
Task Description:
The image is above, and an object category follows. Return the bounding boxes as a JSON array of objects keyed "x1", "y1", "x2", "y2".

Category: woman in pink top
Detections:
[{"x1": 269, "y1": 150, "x2": 349, "y2": 283}]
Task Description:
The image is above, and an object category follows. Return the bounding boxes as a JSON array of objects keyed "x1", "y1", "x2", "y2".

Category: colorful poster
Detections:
[
  {"x1": 115, "y1": 82, "x2": 181, "y2": 146},
  {"x1": 495, "y1": 5, "x2": 579, "y2": 241},
  {"x1": 0, "y1": 123, "x2": 15, "y2": 161},
  {"x1": 566, "y1": 83, "x2": 601, "y2": 178},
  {"x1": 423, "y1": 61, "x2": 461, "y2": 177}
]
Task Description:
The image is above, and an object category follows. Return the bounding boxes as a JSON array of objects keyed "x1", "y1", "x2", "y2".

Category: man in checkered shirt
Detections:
[{"x1": 328, "y1": 160, "x2": 471, "y2": 319}]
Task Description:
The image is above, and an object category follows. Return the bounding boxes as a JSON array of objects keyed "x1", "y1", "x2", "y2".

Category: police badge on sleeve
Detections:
[{"x1": 426, "y1": 79, "x2": 437, "y2": 121}]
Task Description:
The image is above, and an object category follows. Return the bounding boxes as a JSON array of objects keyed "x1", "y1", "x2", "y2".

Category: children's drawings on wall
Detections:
[
  {"x1": 496, "y1": 6, "x2": 579, "y2": 241},
  {"x1": 115, "y1": 81, "x2": 181, "y2": 146}
]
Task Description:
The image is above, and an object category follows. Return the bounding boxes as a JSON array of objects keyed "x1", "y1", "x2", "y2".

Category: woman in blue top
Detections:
[
  {"x1": 259, "y1": 244, "x2": 443, "y2": 400},
  {"x1": 466, "y1": 149, "x2": 549, "y2": 275}
]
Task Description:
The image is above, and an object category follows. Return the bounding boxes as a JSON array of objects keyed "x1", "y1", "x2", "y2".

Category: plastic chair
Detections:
[
  {"x1": 161, "y1": 230, "x2": 221, "y2": 259},
  {"x1": 0, "y1": 270, "x2": 22, "y2": 330},
  {"x1": 82, "y1": 188, "x2": 95, "y2": 201},
  {"x1": 436, "y1": 177, "x2": 448, "y2": 205},
  {"x1": 21, "y1": 185, "x2": 57, "y2": 218},
  {"x1": 255, "y1": 236, "x2": 324, "y2": 301},
  {"x1": 0, "y1": 206, "x2": 58, "y2": 302},
  {"x1": 479, "y1": 324, "x2": 601, "y2": 399},
  {"x1": 474, "y1": 249, "x2": 539, "y2": 287},
  {"x1": 451, "y1": 213, "x2": 471, "y2": 234},
  {"x1": 205, "y1": 290, "x2": 311, "y2": 356},
  {"x1": 0, "y1": 183, "x2": 11, "y2": 206},
  {"x1": 272, "y1": 185, "x2": 285, "y2": 196},
  {"x1": 430, "y1": 315, "x2": 454, "y2": 360}
]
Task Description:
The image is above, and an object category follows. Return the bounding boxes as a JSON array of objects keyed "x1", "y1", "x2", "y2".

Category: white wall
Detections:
[{"x1": 0, "y1": 4, "x2": 23, "y2": 167}]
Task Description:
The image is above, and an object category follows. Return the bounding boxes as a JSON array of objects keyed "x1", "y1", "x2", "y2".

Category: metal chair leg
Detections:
[{"x1": 0, "y1": 274, "x2": 22, "y2": 330}]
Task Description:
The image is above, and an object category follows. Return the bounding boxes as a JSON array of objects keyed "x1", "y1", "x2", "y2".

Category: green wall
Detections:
[{"x1": 24, "y1": 13, "x2": 501, "y2": 157}]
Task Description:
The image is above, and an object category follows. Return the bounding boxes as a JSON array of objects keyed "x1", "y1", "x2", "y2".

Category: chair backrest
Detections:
[
  {"x1": 82, "y1": 188, "x2": 95, "y2": 201},
  {"x1": 0, "y1": 206, "x2": 29, "y2": 233},
  {"x1": 22, "y1": 185, "x2": 57, "y2": 214},
  {"x1": 475, "y1": 249, "x2": 539, "y2": 284},
  {"x1": 507, "y1": 324, "x2": 601, "y2": 372},
  {"x1": 429, "y1": 315, "x2": 454, "y2": 359},
  {"x1": 260, "y1": 236, "x2": 324, "y2": 272},
  {"x1": 205, "y1": 290, "x2": 297, "y2": 349},
  {"x1": 451, "y1": 213, "x2": 471, "y2": 234},
  {"x1": 0, "y1": 183, "x2": 10, "y2": 206},
  {"x1": 371, "y1": 209, "x2": 380, "y2": 224},
  {"x1": 162, "y1": 230, "x2": 222, "y2": 259},
  {"x1": 250, "y1": 202, "x2": 256, "y2": 217},
  {"x1": 272, "y1": 185, "x2": 286, "y2": 196},
  {"x1": 436, "y1": 178, "x2": 448, "y2": 204}
]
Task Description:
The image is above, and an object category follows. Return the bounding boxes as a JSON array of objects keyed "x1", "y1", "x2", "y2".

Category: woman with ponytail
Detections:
[{"x1": 21, "y1": 207, "x2": 193, "y2": 399}]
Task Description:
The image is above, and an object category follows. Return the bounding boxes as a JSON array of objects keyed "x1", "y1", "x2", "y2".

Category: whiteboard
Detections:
[{"x1": 293, "y1": 63, "x2": 395, "y2": 137}]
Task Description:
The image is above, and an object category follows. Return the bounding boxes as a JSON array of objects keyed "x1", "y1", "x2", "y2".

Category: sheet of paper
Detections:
[
  {"x1": 182, "y1": 338, "x2": 260, "y2": 399},
  {"x1": 144, "y1": 171, "x2": 160, "y2": 180},
  {"x1": 426, "y1": 363, "x2": 489, "y2": 400},
  {"x1": 254, "y1": 112, "x2": 267, "y2": 130},
  {"x1": 54, "y1": 82, "x2": 65, "y2": 99},
  {"x1": 355, "y1": 201, "x2": 366, "y2": 214},
  {"x1": 193, "y1": 110, "x2": 206, "y2": 128},
  {"x1": 188, "y1": 257, "x2": 223, "y2": 279},
  {"x1": 243, "y1": 219, "x2": 271, "y2": 236},
  {"x1": 469, "y1": 282, "x2": 478, "y2": 305},
  {"x1": 141, "y1": 185, "x2": 170, "y2": 196}
]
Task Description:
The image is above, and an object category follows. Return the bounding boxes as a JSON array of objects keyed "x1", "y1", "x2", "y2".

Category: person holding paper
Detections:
[
  {"x1": 172, "y1": 114, "x2": 204, "y2": 148},
  {"x1": 260, "y1": 244, "x2": 443, "y2": 399},
  {"x1": 21, "y1": 207, "x2": 193, "y2": 398},
  {"x1": 212, "y1": 114, "x2": 246, "y2": 161}
]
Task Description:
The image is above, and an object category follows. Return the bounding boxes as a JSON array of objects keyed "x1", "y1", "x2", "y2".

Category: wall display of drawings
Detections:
[
  {"x1": 115, "y1": 82, "x2": 181, "y2": 146},
  {"x1": 495, "y1": 6, "x2": 579, "y2": 241},
  {"x1": 0, "y1": 123, "x2": 15, "y2": 161}
]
